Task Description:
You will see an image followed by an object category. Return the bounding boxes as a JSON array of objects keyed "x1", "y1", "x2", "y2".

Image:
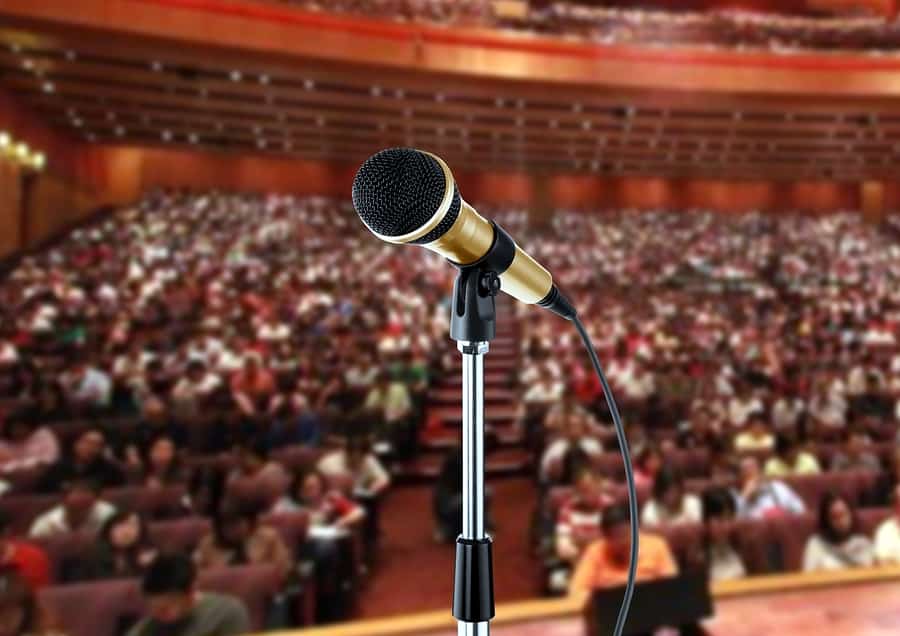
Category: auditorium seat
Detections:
[
  {"x1": 271, "y1": 445, "x2": 322, "y2": 473},
  {"x1": 0, "y1": 494, "x2": 59, "y2": 534},
  {"x1": 768, "y1": 513, "x2": 817, "y2": 572},
  {"x1": 39, "y1": 564, "x2": 287, "y2": 636},
  {"x1": 39, "y1": 579, "x2": 143, "y2": 636},
  {"x1": 783, "y1": 471, "x2": 877, "y2": 510},
  {"x1": 262, "y1": 511, "x2": 311, "y2": 553},
  {"x1": 858, "y1": 508, "x2": 893, "y2": 536},
  {"x1": 105, "y1": 484, "x2": 191, "y2": 520},
  {"x1": 147, "y1": 517, "x2": 212, "y2": 553}
]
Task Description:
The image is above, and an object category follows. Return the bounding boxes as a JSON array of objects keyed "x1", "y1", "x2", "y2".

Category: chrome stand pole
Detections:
[{"x1": 456, "y1": 340, "x2": 491, "y2": 636}]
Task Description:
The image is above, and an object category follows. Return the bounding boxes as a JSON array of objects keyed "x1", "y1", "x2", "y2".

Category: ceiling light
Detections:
[
  {"x1": 32, "y1": 152, "x2": 46, "y2": 170},
  {"x1": 15, "y1": 143, "x2": 29, "y2": 159},
  {"x1": 259, "y1": 74, "x2": 270, "y2": 85},
  {"x1": 0, "y1": 132, "x2": 9, "y2": 148},
  {"x1": 304, "y1": 79, "x2": 315, "y2": 90},
  {"x1": 161, "y1": 130, "x2": 172, "y2": 141},
  {"x1": 582, "y1": 121, "x2": 591, "y2": 130},
  {"x1": 371, "y1": 86, "x2": 382, "y2": 97},
  {"x1": 229, "y1": 70, "x2": 242, "y2": 82},
  {"x1": 22, "y1": 59, "x2": 34, "y2": 71},
  {"x1": 71, "y1": 118, "x2": 83, "y2": 128},
  {"x1": 188, "y1": 133, "x2": 199, "y2": 144},
  {"x1": 257, "y1": 139, "x2": 267, "y2": 149},
  {"x1": 115, "y1": 126, "x2": 126, "y2": 137},
  {"x1": 65, "y1": 50, "x2": 77, "y2": 61},
  {"x1": 150, "y1": 61, "x2": 163, "y2": 72},
  {"x1": 42, "y1": 82, "x2": 55, "y2": 93}
]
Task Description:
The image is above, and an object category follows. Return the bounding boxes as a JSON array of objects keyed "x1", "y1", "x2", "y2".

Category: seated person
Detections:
[
  {"x1": 126, "y1": 553, "x2": 249, "y2": 636},
  {"x1": 875, "y1": 484, "x2": 900, "y2": 565},
  {"x1": 228, "y1": 440, "x2": 289, "y2": 496},
  {"x1": 317, "y1": 436, "x2": 391, "y2": 498},
  {"x1": 271, "y1": 470, "x2": 364, "y2": 531},
  {"x1": 141, "y1": 435, "x2": 190, "y2": 488},
  {"x1": 701, "y1": 488, "x2": 746, "y2": 582},
  {"x1": 569, "y1": 503, "x2": 677, "y2": 600},
  {"x1": 830, "y1": 428, "x2": 881, "y2": 473},
  {"x1": 764, "y1": 433, "x2": 821, "y2": 477},
  {"x1": 194, "y1": 504, "x2": 292, "y2": 576},
  {"x1": 556, "y1": 469, "x2": 613, "y2": 565},
  {"x1": 29, "y1": 479, "x2": 118, "y2": 539},
  {"x1": 733, "y1": 412, "x2": 775, "y2": 453},
  {"x1": 632, "y1": 445, "x2": 664, "y2": 492},
  {"x1": 736, "y1": 456, "x2": 805, "y2": 519},
  {"x1": 803, "y1": 493, "x2": 874, "y2": 572},
  {"x1": 59, "y1": 359, "x2": 113, "y2": 413},
  {"x1": 0, "y1": 409, "x2": 60, "y2": 474},
  {"x1": 540, "y1": 413, "x2": 604, "y2": 483},
  {"x1": 0, "y1": 510, "x2": 51, "y2": 590},
  {"x1": 171, "y1": 360, "x2": 221, "y2": 419},
  {"x1": 38, "y1": 429, "x2": 125, "y2": 493},
  {"x1": 230, "y1": 353, "x2": 279, "y2": 419},
  {"x1": 0, "y1": 570, "x2": 60, "y2": 636},
  {"x1": 641, "y1": 467, "x2": 702, "y2": 527},
  {"x1": 65, "y1": 511, "x2": 158, "y2": 582}
]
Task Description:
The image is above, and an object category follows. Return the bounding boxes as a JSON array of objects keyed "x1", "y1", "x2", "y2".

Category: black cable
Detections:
[{"x1": 572, "y1": 314, "x2": 638, "y2": 636}]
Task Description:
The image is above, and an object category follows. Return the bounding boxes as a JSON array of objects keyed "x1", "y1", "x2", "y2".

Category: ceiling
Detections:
[{"x1": 1, "y1": 20, "x2": 900, "y2": 182}]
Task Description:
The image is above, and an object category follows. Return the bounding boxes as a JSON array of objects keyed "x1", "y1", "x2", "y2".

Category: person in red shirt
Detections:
[
  {"x1": 0, "y1": 511, "x2": 51, "y2": 590},
  {"x1": 230, "y1": 354, "x2": 278, "y2": 418}
]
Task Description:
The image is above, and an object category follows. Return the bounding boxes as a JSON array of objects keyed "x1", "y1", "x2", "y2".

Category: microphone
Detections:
[{"x1": 351, "y1": 148, "x2": 575, "y2": 320}]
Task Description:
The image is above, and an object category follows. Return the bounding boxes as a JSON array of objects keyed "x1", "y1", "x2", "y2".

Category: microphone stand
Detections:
[{"x1": 449, "y1": 266, "x2": 499, "y2": 636}]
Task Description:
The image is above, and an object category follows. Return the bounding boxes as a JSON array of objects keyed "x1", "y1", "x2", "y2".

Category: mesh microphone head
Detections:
[{"x1": 352, "y1": 147, "x2": 461, "y2": 244}]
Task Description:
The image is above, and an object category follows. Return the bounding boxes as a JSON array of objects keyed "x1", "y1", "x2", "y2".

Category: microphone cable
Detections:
[{"x1": 572, "y1": 314, "x2": 638, "y2": 636}]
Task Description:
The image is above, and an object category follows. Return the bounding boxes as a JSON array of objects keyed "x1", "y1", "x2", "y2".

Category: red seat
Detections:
[
  {"x1": 0, "y1": 494, "x2": 59, "y2": 535},
  {"x1": 147, "y1": 517, "x2": 212, "y2": 554},
  {"x1": 271, "y1": 445, "x2": 322, "y2": 473},
  {"x1": 768, "y1": 513, "x2": 817, "y2": 572},
  {"x1": 858, "y1": 508, "x2": 893, "y2": 536},
  {"x1": 39, "y1": 579, "x2": 142, "y2": 636},
  {"x1": 197, "y1": 564, "x2": 285, "y2": 630},
  {"x1": 262, "y1": 511, "x2": 310, "y2": 553},
  {"x1": 733, "y1": 518, "x2": 779, "y2": 574},
  {"x1": 104, "y1": 485, "x2": 191, "y2": 520}
]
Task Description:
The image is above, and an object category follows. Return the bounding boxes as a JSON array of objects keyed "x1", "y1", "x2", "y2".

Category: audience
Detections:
[
  {"x1": 803, "y1": 493, "x2": 874, "y2": 572},
  {"x1": 38, "y1": 430, "x2": 125, "y2": 494},
  {"x1": 736, "y1": 456, "x2": 805, "y2": 520},
  {"x1": 701, "y1": 488, "x2": 746, "y2": 582},
  {"x1": 29, "y1": 480, "x2": 117, "y2": 539},
  {"x1": 0, "y1": 411, "x2": 59, "y2": 475},
  {"x1": 764, "y1": 434, "x2": 821, "y2": 478},
  {"x1": 0, "y1": 512, "x2": 50, "y2": 590},
  {"x1": 874, "y1": 485, "x2": 900, "y2": 565},
  {"x1": 830, "y1": 429, "x2": 882, "y2": 473},
  {"x1": 65, "y1": 512, "x2": 158, "y2": 582},
  {"x1": 126, "y1": 553, "x2": 249, "y2": 636},
  {"x1": 194, "y1": 505, "x2": 292, "y2": 576},
  {"x1": 641, "y1": 467, "x2": 702, "y2": 527},
  {"x1": 569, "y1": 503, "x2": 677, "y2": 598}
]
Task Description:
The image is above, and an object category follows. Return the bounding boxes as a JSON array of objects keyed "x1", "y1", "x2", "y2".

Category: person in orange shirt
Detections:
[{"x1": 569, "y1": 502, "x2": 677, "y2": 601}]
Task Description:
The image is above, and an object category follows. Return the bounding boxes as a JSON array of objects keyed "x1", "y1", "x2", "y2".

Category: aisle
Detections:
[{"x1": 355, "y1": 478, "x2": 541, "y2": 620}]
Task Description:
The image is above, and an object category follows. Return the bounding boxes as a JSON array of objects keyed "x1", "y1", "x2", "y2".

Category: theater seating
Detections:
[{"x1": 39, "y1": 564, "x2": 286, "y2": 636}]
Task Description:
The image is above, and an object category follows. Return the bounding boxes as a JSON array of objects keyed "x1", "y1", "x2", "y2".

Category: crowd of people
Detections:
[
  {"x1": 510, "y1": 209, "x2": 900, "y2": 594},
  {"x1": 0, "y1": 190, "x2": 460, "y2": 633},
  {"x1": 0, "y1": 191, "x2": 899, "y2": 633}
]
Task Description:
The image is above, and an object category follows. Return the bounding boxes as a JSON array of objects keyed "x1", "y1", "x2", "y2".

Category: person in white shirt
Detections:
[
  {"x1": 736, "y1": 456, "x2": 806, "y2": 520},
  {"x1": 60, "y1": 361, "x2": 113, "y2": 410},
  {"x1": 642, "y1": 467, "x2": 702, "y2": 527},
  {"x1": 540, "y1": 416, "x2": 604, "y2": 483},
  {"x1": 874, "y1": 485, "x2": 900, "y2": 565},
  {"x1": 701, "y1": 487, "x2": 747, "y2": 582},
  {"x1": 171, "y1": 360, "x2": 222, "y2": 418},
  {"x1": 317, "y1": 437, "x2": 391, "y2": 497},
  {"x1": 803, "y1": 493, "x2": 874, "y2": 572},
  {"x1": 29, "y1": 480, "x2": 117, "y2": 539}
]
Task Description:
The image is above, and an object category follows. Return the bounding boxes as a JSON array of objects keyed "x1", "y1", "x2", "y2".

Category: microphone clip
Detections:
[{"x1": 450, "y1": 266, "x2": 499, "y2": 343}]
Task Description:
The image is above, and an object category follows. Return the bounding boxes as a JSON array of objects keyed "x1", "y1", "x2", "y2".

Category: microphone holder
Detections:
[{"x1": 449, "y1": 265, "x2": 499, "y2": 636}]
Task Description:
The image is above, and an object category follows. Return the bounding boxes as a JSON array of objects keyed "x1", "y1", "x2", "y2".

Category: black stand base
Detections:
[{"x1": 453, "y1": 537, "x2": 496, "y2": 622}]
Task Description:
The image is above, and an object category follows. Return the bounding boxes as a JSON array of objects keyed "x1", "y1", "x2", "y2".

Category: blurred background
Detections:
[{"x1": 1, "y1": 1, "x2": 900, "y2": 635}]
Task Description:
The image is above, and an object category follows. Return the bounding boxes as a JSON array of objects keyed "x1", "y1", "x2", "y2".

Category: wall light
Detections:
[{"x1": 0, "y1": 132, "x2": 9, "y2": 149}]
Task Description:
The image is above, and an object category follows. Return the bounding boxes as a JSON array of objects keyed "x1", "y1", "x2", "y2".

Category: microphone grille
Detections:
[{"x1": 352, "y1": 148, "x2": 453, "y2": 238}]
